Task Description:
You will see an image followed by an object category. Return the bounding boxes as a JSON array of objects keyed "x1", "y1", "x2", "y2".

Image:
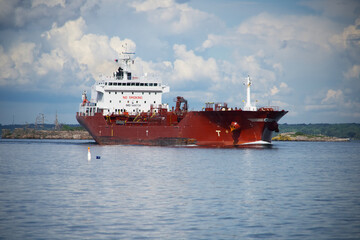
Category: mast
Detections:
[{"x1": 244, "y1": 75, "x2": 257, "y2": 111}]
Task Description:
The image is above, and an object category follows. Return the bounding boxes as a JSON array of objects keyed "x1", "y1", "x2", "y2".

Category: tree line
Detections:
[{"x1": 278, "y1": 123, "x2": 360, "y2": 140}]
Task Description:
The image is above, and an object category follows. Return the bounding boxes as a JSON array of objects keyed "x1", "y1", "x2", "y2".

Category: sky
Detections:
[{"x1": 0, "y1": 0, "x2": 359, "y2": 125}]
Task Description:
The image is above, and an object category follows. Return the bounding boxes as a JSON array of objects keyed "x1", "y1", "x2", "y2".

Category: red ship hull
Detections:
[{"x1": 76, "y1": 109, "x2": 287, "y2": 147}]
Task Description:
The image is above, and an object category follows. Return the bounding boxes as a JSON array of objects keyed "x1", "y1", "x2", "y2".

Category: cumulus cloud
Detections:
[
  {"x1": 0, "y1": 0, "x2": 94, "y2": 29},
  {"x1": 331, "y1": 17, "x2": 360, "y2": 49},
  {"x1": 0, "y1": 46, "x2": 18, "y2": 83},
  {"x1": 1, "y1": 0, "x2": 360, "y2": 124},
  {"x1": 35, "y1": 49, "x2": 66, "y2": 76},
  {"x1": 0, "y1": 42, "x2": 36, "y2": 86},
  {"x1": 197, "y1": 11, "x2": 340, "y2": 99},
  {"x1": 32, "y1": 0, "x2": 66, "y2": 8},
  {"x1": 202, "y1": 12, "x2": 338, "y2": 52},
  {"x1": 131, "y1": 0, "x2": 173, "y2": 11},
  {"x1": 300, "y1": 0, "x2": 360, "y2": 20},
  {"x1": 171, "y1": 44, "x2": 219, "y2": 82},
  {"x1": 321, "y1": 89, "x2": 344, "y2": 104},
  {"x1": 344, "y1": 64, "x2": 360, "y2": 80},
  {"x1": 269, "y1": 82, "x2": 292, "y2": 97},
  {"x1": 270, "y1": 86, "x2": 279, "y2": 96},
  {"x1": 0, "y1": 16, "x2": 137, "y2": 93},
  {"x1": 130, "y1": 0, "x2": 223, "y2": 34},
  {"x1": 304, "y1": 87, "x2": 360, "y2": 121},
  {"x1": 42, "y1": 17, "x2": 137, "y2": 81}
]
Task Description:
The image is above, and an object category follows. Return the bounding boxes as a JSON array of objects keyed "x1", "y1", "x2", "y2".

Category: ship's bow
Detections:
[{"x1": 261, "y1": 110, "x2": 288, "y2": 143}]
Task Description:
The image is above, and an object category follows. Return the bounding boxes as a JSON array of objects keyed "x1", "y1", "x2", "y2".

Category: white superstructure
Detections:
[
  {"x1": 243, "y1": 75, "x2": 257, "y2": 111},
  {"x1": 79, "y1": 53, "x2": 170, "y2": 116}
]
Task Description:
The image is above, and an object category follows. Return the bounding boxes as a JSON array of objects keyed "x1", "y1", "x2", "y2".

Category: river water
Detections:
[{"x1": 0, "y1": 139, "x2": 359, "y2": 239}]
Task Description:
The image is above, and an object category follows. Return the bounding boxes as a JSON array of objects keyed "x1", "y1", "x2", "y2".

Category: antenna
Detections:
[
  {"x1": 35, "y1": 113, "x2": 44, "y2": 129},
  {"x1": 54, "y1": 111, "x2": 60, "y2": 130}
]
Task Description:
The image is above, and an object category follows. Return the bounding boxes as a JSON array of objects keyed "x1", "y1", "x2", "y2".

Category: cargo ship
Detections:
[{"x1": 76, "y1": 52, "x2": 287, "y2": 147}]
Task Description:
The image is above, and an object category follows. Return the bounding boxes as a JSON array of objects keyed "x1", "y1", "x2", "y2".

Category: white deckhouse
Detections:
[{"x1": 79, "y1": 53, "x2": 170, "y2": 116}]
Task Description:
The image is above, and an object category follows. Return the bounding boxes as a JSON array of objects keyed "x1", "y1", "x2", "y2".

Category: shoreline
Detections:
[
  {"x1": 272, "y1": 132, "x2": 350, "y2": 142},
  {"x1": 1, "y1": 128, "x2": 92, "y2": 140},
  {"x1": 2, "y1": 129, "x2": 351, "y2": 142}
]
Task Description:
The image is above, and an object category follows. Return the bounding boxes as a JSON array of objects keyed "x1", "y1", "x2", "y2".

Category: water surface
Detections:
[{"x1": 0, "y1": 139, "x2": 359, "y2": 239}]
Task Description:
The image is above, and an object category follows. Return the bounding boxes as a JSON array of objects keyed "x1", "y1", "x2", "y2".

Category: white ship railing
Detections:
[{"x1": 79, "y1": 103, "x2": 98, "y2": 116}]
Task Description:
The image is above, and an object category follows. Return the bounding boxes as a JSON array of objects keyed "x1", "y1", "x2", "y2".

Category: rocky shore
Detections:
[
  {"x1": 272, "y1": 132, "x2": 350, "y2": 142},
  {"x1": 1, "y1": 128, "x2": 93, "y2": 140},
  {"x1": 1, "y1": 129, "x2": 351, "y2": 142}
]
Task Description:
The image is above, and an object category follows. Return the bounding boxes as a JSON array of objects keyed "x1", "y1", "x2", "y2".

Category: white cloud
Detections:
[
  {"x1": 43, "y1": 18, "x2": 86, "y2": 48},
  {"x1": 331, "y1": 17, "x2": 360, "y2": 49},
  {"x1": 0, "y1": 46, "x2": 18, "y2": 84},
  {"x1": 171, "y1": 44, "x2": 219, "y2": 82},
  {"x1": 270, "y1": 86, "x2": 279, "y2": 96},
  {"x1": 0, "y1": 42, "x2": 36, "y2": 86},
  {"x1": 0, "y1": 17, "x2": 138, "y2": 91},
  {"x1": 269, "y1": 82, "x2": 292, "y2": 96},
  {"x1": 42, "y1": 17, "x2": 137, "y2": 82},
  {"x1": 201, "y1": 12, "x2": 337, "y2": 52},
  {"x1": 10, "y1": 42, "x2": 36, "y2": 67},
  {"x1": 300, "y1": 0, "x2": 360, "y2": 19},
  {"x1": 344, "y1": 64, "x2": 360, "y2": 79},
  {"x1": 130, "y1": 0, "x2": 223, "y2": 34},
  {"x1": 1, "y1": 0, "x2": 360, "y2": 124},
  {"x1": 32, "y1": 0, "x2": 66, "y2": 8},
  {"x1": 321, "y1": 89, "x2": 344, "y2": 104},
  {"x1": 236, "y1": 52, "x2": 277, "y2": 93},
  {"x1": 131, "y1": 0, "x2": 173, "y2": 12},
  {"x1": 304, "y1": 87, "x2": 360, "y2": 121},
  {"x1": 35, "y1": 49, "x2": 66, "y2": 75}
]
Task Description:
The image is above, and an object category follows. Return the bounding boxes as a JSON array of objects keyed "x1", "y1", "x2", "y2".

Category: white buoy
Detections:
[{"x1": 88, "y1": 147, "x2": 91, "y2": 161}]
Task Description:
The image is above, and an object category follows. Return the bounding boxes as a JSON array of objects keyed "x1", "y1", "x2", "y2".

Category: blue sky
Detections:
[{"x1": 0, "y1": 0, "x2": 359, "y2": 125}]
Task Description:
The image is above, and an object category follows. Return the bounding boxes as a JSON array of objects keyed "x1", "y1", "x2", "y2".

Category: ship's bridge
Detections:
[{"x1": 79, "y1": 53, "x2": 170, "y2": 116}]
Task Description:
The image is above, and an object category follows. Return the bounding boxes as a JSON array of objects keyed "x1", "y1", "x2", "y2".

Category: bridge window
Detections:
[
  {"x1": 149, "y1": 83, "x2": 153, "y2": 86},
  {"x1": 154, "y1": 83, "x2": 158, "y2": 86}
]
